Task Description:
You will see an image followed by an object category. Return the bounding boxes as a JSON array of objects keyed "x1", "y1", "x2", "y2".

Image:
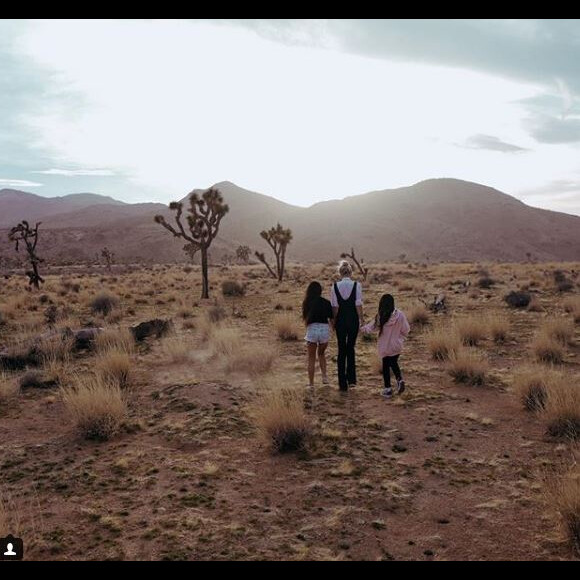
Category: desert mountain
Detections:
[{"x1": 0, "y1": 179, "x2": 579, "y2": 264}]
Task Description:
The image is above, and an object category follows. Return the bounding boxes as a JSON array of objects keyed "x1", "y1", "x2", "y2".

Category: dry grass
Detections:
[
  {"x1": 407, "y1": 303, "x2": 430, "y2": 326},
  {"x1": 225, "y1": 345, "x2": 277, "y2": 376},
  {"x1": 95, "y1": 327, "x2": 135, "y2": 354},
  {"x1": 274, "y1": 313, "x2": 301, "y2": 341},
  {"x1": 447, "y1": 349, "x2": 488, "y2": 386},
  {"x1": 531, "y1": 333, "x2": 565, "y2": 365},
  {"x1": 455, "y1": 317, "x2": 487, "y2": 346},
  {"x1": 563, "y1": 296, "x2": 580, "y2": 323},
  {"x1": 547, "y1": 464, "x2": 580, "y2": 554},
  {"x1": 159, "y1": 334, "x2": 195, "y2": 364},
  {"x1": 487, "y1": 315, "x2": 509, "y2": 344},
  {"x1": 542, "y1": 319, "x2": 574, "y2": 346},
  {"x1": 253, "y1": 385, "x2": 310, "y2": 453},
  {"x1": 512, "y1": 365, "x2": 563, "y2": 412},
  {"x1": 62, "y1": 375, "x2": 127, "y2": 441},
  {"x1": 94, "y1": 348, "x2": 133, "y2": 388},
  {"x1": 210, "y1": 326, "x2": 243, "y2": 357},
  {"x1": 0, "y1": 371, "x2": 19, "y2": 403},
  {"x1": 426, "y1": 328, "x2": 461, "y2": 361},
  {"x1": 545, "y1": 378, "x2": 580, "y2": 440}
]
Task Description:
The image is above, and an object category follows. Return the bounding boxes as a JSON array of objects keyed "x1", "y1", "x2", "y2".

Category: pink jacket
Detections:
[{"x1": 361, "y1": 309, "x2": 410, "y2": 358}]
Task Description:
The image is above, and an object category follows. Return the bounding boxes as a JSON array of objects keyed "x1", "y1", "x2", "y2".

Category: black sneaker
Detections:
[{"x1": 396, "y1": 380, "x2": 406, "y2": 395}]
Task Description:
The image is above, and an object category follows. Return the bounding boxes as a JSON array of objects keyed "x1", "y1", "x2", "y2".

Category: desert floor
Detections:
[{"x1": 1, "y1": 260, "x2": 579, "y2": 561}]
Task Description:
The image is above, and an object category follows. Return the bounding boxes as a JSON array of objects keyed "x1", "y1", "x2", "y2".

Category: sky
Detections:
[{"x1": 1, "y1": 19, "x2": 580, "y2": 215}]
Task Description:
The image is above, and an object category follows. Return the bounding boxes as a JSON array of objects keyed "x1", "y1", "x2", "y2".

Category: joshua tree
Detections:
[
  {"x1": 255, "y1": 223, "x2": 292, "y2": 281},
  {"x1": 101, "y1": 247, "x2": 115, "y2": 271},
  {"x1": 8, "y1": 220, "x2": 45, "y2": 289},
  {"x1": 154, "y1": 187, "x2": 229, "y2": 299},
  {"x1": 236, "y1": 244, "x2": 251, "y2": 264},
  {"x1": 340, "y1": 247, "x2": 368, "y2": 281},
  {"x1": 183, "y1": 242, "x2": 199, "y2": 263}
]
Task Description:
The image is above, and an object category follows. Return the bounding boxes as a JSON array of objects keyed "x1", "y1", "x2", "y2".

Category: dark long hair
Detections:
[
  {"x1": 302, "y1": 281, "x2": 322, "y2": 322},
  {"x1": 376, "y1": 294, "x2": 395, "y2": 336}
]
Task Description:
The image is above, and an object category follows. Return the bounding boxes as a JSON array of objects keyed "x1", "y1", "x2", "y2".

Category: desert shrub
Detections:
[
  {"x1": 274, "y1": 313, "x2": 301, "y2": 341},
  {"x1": 478, "y1": 276, "x2": 495, "y2": 289},
  {"x1": 547, "y1": 464, "x2": 580, "y2": 554},
  {"x1": 210, "y1": 326, "x2": 243, "y2": 357},
  {"x1": 527, "y1": 296, "x2": 543, "y2": 312},
  {"x1": 95, "y1": 349, "x2": 133, "y2": 388},
  {"x1": 254, "y1": 387, "x2": 310, "y2": 453},
  {"x1": 62, "y1": 376, "x2": 126, "y2": 441},
  {"x1": 545, "y1": 379, "x2": 580, "y2": 440},
  {"x1": 225, "y1": 345, "x2": 277, "y2": 376},
  {"x1": 447, "y1": 349, "x2": 488, "y2": 385},
  {"x1": 19, "y1": 370, "x2": 58, "y2": 390},
  {"x1": 542, "y1": 319, "x2": 574, "y2": 346},
  {"x1": 487, "y1": 315, "x2": 509, "y2": 343},
  {"x1": 532, "y1": 333, "x2": 565, "y2": 364},
  {"x1": 221, "y1": 280, "x2": 246, "y2": 297},
  {"x1": 407, "y1": 303, "x2": 429, "y2": 326},
  {"x1": 504, "y1": 291, "x2": 531, "y2": 308},
  {"x1": 95, "y1": 327, "x2": 135, "y2": 354},
  {"x1": 90, "y1": 292, "x2": 119, "y2": 316},
  {"x1": 557, "y1": 279, "x2": 574, "y2": 293},
  {"x1": 512, "y1": 365, "x2": 562, "y2": 411},
  {"x1": 160, "y1": 335, "x2": 194, "y2": 364},
  {"x1": 455, "y1": 317, "x2": 487, "y2": 346},
  {"x1": 426, "y1": 328, "x2": 461, "y2": 361},
  {"x1": 0, "y1": 372, "x2": 18, "y2": 403},
  {"x1": 563, "y1": 296, "x2": 580, "y2": 323},
  {"x1": 208, "y1": 304, "x2": 226, "y2": 323}
]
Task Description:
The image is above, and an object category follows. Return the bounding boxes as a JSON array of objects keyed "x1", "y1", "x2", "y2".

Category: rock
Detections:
[
  {"x1": 130, "y1": 319, "x2": 173, "y2": 342},
  {"x1": 392, "y1": 444, "x2": 407, "y2": 453}
]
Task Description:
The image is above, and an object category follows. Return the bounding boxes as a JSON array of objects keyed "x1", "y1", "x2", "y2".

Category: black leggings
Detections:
[{"x1": 382, "y1": 355, "x2": 402, "y2": 389}]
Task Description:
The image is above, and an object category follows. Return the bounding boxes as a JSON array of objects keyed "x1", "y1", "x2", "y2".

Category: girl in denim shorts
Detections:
[{"x1": 302, "y1": 281, "x2": 334, "y2": 389}]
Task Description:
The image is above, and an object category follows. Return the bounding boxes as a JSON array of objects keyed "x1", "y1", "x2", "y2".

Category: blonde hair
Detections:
[{"x1": 338, "y1": 260, "x2": 353, "y2": 278}]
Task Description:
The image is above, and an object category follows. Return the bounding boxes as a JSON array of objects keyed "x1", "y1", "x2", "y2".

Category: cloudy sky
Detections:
[{"x1": 2, "y1": 19, "x2": 580, "y2": 214}]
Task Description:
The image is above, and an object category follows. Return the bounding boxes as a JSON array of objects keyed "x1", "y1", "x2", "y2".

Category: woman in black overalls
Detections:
[{"x1": 332, "y1": 261, "x2": 363, "y2": 391}]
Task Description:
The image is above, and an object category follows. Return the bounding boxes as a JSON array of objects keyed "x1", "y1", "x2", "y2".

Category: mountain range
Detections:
[{"x1": 1, "y1": 178, "x2": 579, "y2": 264}]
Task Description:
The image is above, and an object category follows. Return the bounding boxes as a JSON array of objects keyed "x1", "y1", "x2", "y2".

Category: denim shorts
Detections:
[{"x1": 305, "y1": 323, "x2": 330, "y2": 344}]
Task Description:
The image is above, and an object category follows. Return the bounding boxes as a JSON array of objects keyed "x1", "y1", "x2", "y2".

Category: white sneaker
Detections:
[
  {"x1": 322, "y1": 375, "x2": 329, "y2": 385},
  {"x1": 382, "y1": 388, "x2": 393, "y2": 399}
]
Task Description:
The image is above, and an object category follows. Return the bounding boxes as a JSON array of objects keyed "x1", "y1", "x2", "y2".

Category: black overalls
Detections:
[{"x1": 334, "y1": 282, "x2": 359, "y2": 391}]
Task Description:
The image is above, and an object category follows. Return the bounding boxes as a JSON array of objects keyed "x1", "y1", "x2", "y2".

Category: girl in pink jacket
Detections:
[{"x1": 361, "y1": 294, "x2": 410, "y2": 399}]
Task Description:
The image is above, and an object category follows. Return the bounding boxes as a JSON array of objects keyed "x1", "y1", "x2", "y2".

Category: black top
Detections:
[{"x1": 306, "y1": 297, "x2": 333, "y2": 325}]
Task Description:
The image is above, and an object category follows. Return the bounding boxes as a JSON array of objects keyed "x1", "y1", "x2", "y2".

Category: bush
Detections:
[
  {"x1": 487, "y1": 316, "x2": 509, "y2": 343},
  {"x1": 208, "y1": 304, "x2": 226, "y2": 323},
  {"x1": 254, "y1": 387, "x2": 310, "y2": 453},
  {"x1": 531, "y1": 333, "x2": 565, "y2": 365},
  {"x1": 90, "y1": 292, "x2": 119, "y2": 316},
  {"x1": 547, "y1": 464, "x2": 580, "y2": 554},
  {"x1": 210, "y1": 326, "x2": 243, "y2": 357},
  {"x1": 447, "y1": 349, "x2": 488, "y2": 386},
  {"x1": 95, "y1": 349, "x2": 133, "y2": 388},
  {"x1": 542, "y1": 319, "x2": 574, "y2": 346},
  {"x1": 545, "y1": 377, "x2": 580, "y2": 440},
  {"x1": 221, "y1": 280, "x2": 246, "y2": 297},
  {"x1": 426, "y1": 328, "x2": 461, "y2": 361},
  {"x1": 274, "y1": 313, "x2": 301, "y2": 341},
  {"x1": 455, "y1": 317, "x2": 487, "y2": 346},
  {"x1": 225, "y1": 346, "x2": 277, "y2": 376},
  {"x1": 504, "y1": 291, "x2": 531, "y2": 308},
  {"x1": 477, "y1": 276, "x2": 495, "y2": 289},
  {"x1": 512, "y1": 365, "x2": 561, "y2": 411},
  {"x1": 62, "y1": 376, "x2": 126, "y2": 441},
  {"x1": 407, "y1": 303, "x2": 429, "y2": 326}
]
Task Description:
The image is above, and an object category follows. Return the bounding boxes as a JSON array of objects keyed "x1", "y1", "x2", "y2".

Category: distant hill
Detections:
[{"x1": 1, "y1": 178, "x2": 579, "y2": 264}]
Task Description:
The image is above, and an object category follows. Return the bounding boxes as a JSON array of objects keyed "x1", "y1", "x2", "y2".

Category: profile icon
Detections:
[{"x1": 0, "y1": 534, "x2": 24, "y2": 560}]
